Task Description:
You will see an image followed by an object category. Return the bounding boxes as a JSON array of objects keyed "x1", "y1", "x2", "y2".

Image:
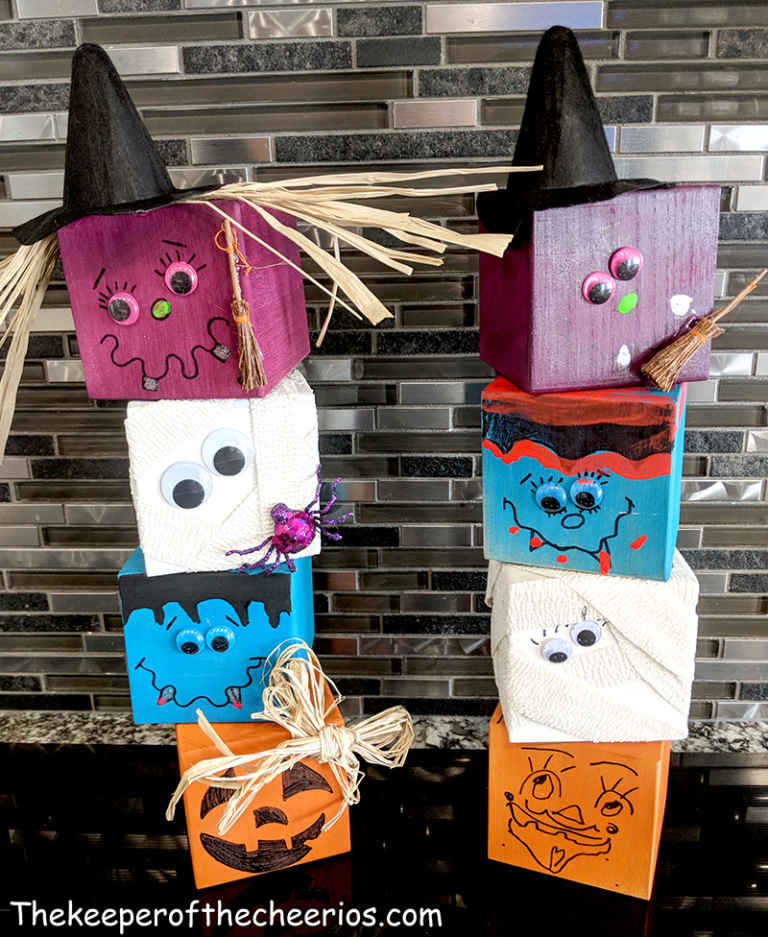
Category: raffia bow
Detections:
[{"x1": 166, "y1": 641, "x2": 414, "y2": 835}]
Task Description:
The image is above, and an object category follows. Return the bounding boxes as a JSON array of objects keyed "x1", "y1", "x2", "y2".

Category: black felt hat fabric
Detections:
[
  {"x1": 13, "y1": 44, "x2": 218, "y2": 245},
  {"x1": 477, "y1": 26, "x2": 666, "y2": 236}
]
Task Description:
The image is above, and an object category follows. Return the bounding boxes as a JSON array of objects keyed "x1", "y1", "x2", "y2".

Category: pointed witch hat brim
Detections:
[
  {"x1": 13, "y1": 44, "x2": 218, "y2": 246},
  {"x1": 477, "y1": 25, "x2": 670, "y2": 236}
]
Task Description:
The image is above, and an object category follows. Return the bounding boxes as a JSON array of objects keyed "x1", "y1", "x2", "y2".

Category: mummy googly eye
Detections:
[
  {"x1": 570, "y1": 477, "x2": 604, "y2": 510},
  {"x1": 176, "y1": 629, "x2": 204, "y2": 655},
  {"x1": 160, "y1": 462, "x2": 212, "y2": 510},
  {"x1": 582, "y1": 272, "x2": 614, "y2": 304},
  {"x1": 609, "y1": 247, "x2": 643, "y2": 281},
  {"x1": 164, "y1": 261, "x2": 198, "y2": 296},
  {"x1": 570, "y1": 620, "x2": 603, "y2": 647},
  {"x1": 107, "y1": 291, "x2": 139, "y2": 325},
  {"x1": 201, "y1": 428, "x2": 252, "y2": 478},
  {"x1": 205, "y1": 626, "x2": 235, "y2": 653},
  {"x1": 535, "y1": 482, "x2": 567, "y2": 514},
  {"x1": 541, "y1": 637, "x2": 572, "y2": 663}
]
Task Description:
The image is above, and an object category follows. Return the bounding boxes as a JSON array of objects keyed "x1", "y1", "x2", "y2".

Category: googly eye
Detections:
[
  {"x1": 106, "y1": 291, "x2": 139, "y2": 325},
  {"x1": 160, "y1": 462, "x2": 212, "y2": 510},
  {"x1": 570, "y1": 619, "x2": 603, "y2": 647},
  {"x1": 176, "y1": 629, "x2": 204, "y2": 655},
  {"x1": 541, "y1": 637, "x2": 572, "y2": 664},
  {"x1": 535, "y1": 482, "x2": 567, "y2": 514},
  {"x1": 609, "y1": 247, "x2": 643, "y2": 281},
  {"x1": 202, "y1": 428, "x2": 253, "y2": 478},
  {"x1": 164, "y1": 261, "x2": 198, "y2": 296},
  {"x1": 206, "y1": 626, "x2": 235, "y2": 653},
  {"x1": 582, "y1": 272, "x2": 614, "y2": 305},
  {"x1": 570, "y1": 477, "x2": 604, "y2": 510}
]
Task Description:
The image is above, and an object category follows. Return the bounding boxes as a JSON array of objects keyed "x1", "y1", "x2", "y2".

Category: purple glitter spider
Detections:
[{"x1": 226, "y1": 466, "x2": 352, "y2": 573}]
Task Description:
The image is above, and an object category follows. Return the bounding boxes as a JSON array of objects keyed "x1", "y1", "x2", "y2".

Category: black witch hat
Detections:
[
  {"x1": 13, "y1": 44, "x2": 218, "y2": 245},
  {"x1": 477, "y1": 26, "x2": 667, "y2": 238}
]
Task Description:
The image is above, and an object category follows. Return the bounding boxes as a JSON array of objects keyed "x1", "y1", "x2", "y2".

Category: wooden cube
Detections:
[
  {"x1": 177, "y1": 719, "x2": 351, "y2": 890},
  {"x1": 482, "y1": 376, "x2": 687, "y2": 581},
  {"x1": 479, "y1": 186, "x2": 720, "y2": 392},
  {"x1": 488, "y1": 704, "x2": 669, "y2": 900}
]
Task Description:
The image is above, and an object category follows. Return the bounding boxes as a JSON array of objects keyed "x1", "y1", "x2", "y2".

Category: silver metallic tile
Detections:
[
  {"x1": 747, "y1": 430, "x2": 768, "y2": 452},
  {"x1": 716, "y1": 701, "x2": 768, "y2": 720},
  {"x1": 685, "y1": 380, "x2": 718, "y2": 403},
  {"x1": 710, "y1": 125, "x2": 768, "y2": 152},
  {"x1": 0, "y1": 504, "x2": 64, "y2": 524},
  {"x1": 170, "y1": 167, "x2": 246, "y2": 188},
  {"x1": 318, "y1": 408, "x2": 375, "y2": 431},
  {"x1": 105, "y1": 44, "x2": 181, "y2": 76},
  {"x1": 377, "y1": 408, "x2": 451, "y2": 430},
  {"x1": 0, "y1": 549, "x2": 132, "y2": 569},
  {"x1": 190, "y1": 137, "x2": 270, "y2": 165},
  {"x1": 49, "y1": 592, "x2": 119, "y2": 613},
  {"x1": 735, "y1": 185, "x2": 768, "y2": 211},
  {"x1": 682, "y1": 479, "x2": 763, "y2": 501},
  {"x1": 709, "y1": 353, "x2": 754, "y2": 377},
  {"x1": 44, "y1": 360, "x2": 84, "y2": 383},
  {"x1": 303, "y1": 359, "x2": 354, "y2": 382},
  {"x1": 613, "y1": 155, "x2": 764, "y2": 183},
  {"x1": 0, "y1": 526, "x2": 39, "y2": 547},
  {"x1": 393, "y1": 99, "x2": 477, "y2": 130},
  {"x1": 400, "y1": 592, "x2": 472, "y2": 612},
  {"x1": 0, "y1": 200, "x2": 60, "y2": 227},
  {"x1": 400, "y1": 381, "x2": 486, "y2": 405},
  {"x1": 378, "y1": 480, "x2": 451, "y2": 501},
  {"x1": 0, "y1": 113, "x2": 57, "y2": 142},
  {"x1": 0, "y1": 457, "x2": 30, "y2": 480},
  {"x1": 714, "y1": 270, "x2": 727, "y2": 298},
  {"x1": 722, "y1": 638, "x2": 768, "y2": 661},
  {"x1": 619, "y1": 125, "x2": 705, "y2": 153},
  {"x1": 694, "y1": 573, "x2": 729, "y2": 594},
  {"x1": 6, "y1": 170, "x2": 63, "y2": 200},
  {"x1": 64, "y1": 504, "x2": 135, "y2": 525},
  {"x1": 16, "y1": 0, "x2": 96, "y2": 15},
  {"x1": 248, "y1": 9, "x2": 332, "y2": 39},
  {"x1": 401, "y1": 526, "x2": 473, "y2": 547},
  {"x1": 425, "y1": 2, "x2": 603, "y2": 34},
  {"x1": 696, "y1": 660, "x2": 767, "y2": 681},
  {"x1": 677, "y1": 528, "x2": 702, "y2": 549}
]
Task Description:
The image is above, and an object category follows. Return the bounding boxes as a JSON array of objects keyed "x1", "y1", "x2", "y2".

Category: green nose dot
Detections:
[
  {"x1": 618, "y1": 292, "x2": 638, "y2": 315},
  {"x1": 151, "y1": 298, "x2": 171, "y2": 320}
]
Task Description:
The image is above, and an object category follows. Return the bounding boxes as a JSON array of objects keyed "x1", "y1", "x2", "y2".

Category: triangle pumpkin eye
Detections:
[
  {"x1": 200, "y1": 768, "x2": 236, "y2": 819},
  {"x1": 282, "y1": 762, "x2": 333, "y2": 799}
]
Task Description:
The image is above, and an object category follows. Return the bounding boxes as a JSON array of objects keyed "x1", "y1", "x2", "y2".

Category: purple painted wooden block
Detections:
[
  {"x1": 58, "y1": 200, "x2": 309, "y2": 400},
  {"x1": 479, "y1": 185, "x2": 721, "y2": 393}
]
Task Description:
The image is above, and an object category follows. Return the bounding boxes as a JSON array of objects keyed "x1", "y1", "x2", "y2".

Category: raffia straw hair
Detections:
[
  {"x1": 641, "y1": 269, "x2": 767, "y2": 392},
  {"x1": 166, "y1": 640, "x2": 414, "y2": 836}
]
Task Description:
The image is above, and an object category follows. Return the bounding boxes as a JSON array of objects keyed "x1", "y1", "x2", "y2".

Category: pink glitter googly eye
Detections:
[
  {"x1": 106, "y1": 291, "x2": 139, "y2": 326},
  {"x1": 609, "y1": 246, "x2": 643, "y2": 281},
  {"x1": 582, "y1": 272, "x2": 614, "y2": 305},
  {"x1": 164, "y1": 261, "x2": 198, "y2": 296}
]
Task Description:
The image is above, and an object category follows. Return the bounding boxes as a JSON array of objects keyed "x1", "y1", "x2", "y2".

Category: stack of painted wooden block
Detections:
[{"x1": 477, "y1": 27, "x2": 721, "y2": 899}]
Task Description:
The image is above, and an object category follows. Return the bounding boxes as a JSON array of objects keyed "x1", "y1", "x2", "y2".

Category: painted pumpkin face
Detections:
[
  {"x1": 503, "y1": 745, "x2": 637, "y2": 875},
  {"x1": 200, "y1": 762, "x2": 337, "y2": 876}
]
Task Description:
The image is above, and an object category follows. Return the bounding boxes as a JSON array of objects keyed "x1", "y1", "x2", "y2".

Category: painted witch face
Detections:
[
  {"x1": 504, "y1": 746, "x2": 637, "y2": 875},
  {"x1": 125, "y1": 371, "x2": 320, "y2": 576},
  {"x1": 200, "y1": 762, "x2": 335, "y2": 875},
  {"x1": 120, "y1": 552, "x2": 314, "y2": 724},
  {"x1": 482, "y1": 379, "x2": 686, "y2": 580},
  {"x1": 57, "y1": 200, "x2": 309, "y2": 400}
]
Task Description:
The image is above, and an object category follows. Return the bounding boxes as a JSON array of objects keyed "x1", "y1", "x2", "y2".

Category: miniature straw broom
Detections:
[
  {"x1": 220, "y1": 218, "x2": 267, "y2": 390},
  {"x1": 641, "y1": 269, "x2": 767, "y2": 391}
]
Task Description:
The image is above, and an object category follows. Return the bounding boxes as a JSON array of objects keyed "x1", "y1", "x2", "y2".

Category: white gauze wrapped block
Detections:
[
  {"x1": 125, "y1": 369, "x2": 320, "y2": 576},
  {"x1": 486, "y1": 550, "x2": 699, "y2": 743}
]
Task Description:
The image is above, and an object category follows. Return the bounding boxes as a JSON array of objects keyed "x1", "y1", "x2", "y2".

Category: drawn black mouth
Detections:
[
  {"x1": 135, "y1": 657, "x2": 264, "y2": 709},
  {"x1": 100, "y1": 315, "x2": 231, "y2": 389},
  {"x1": 502, "y1": 496, "x2": 634, "y2": 565},
  {"x1": 200, "y1": 813, "x2": 325, "y2": 874}
]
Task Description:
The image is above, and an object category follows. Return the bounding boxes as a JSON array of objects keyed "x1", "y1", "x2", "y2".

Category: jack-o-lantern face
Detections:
[
  {"x1": 200, "y1": 762, "x2": 334, "y2": 875},
  {"x1": 504, "y1": 746, "x2": 638, "y2": 875}
]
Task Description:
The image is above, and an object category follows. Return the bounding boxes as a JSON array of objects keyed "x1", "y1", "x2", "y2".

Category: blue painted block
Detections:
[
  {"x1": 119, "y1": 548, "x2": 314, "y2": 724},
  {"x1": 482, "y1": 377, "x2": 687, "y2": 581}
]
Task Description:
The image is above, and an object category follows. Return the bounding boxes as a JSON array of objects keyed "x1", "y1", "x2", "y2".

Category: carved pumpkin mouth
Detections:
[{"x1": 200, "y1": 813, "x2": 325, "y2": 874}]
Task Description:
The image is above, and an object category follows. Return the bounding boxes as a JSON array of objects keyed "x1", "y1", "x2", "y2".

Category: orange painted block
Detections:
[
  {"x1": 176, "y1": 718, "x2": 351, "y2": 890},
  {"x1": 488, "y1": 703, "x2": 669, "y2": 900}
]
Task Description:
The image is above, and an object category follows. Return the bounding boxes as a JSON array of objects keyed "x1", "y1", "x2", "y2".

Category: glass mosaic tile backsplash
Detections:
[{"x1": 0, "y1": 0, "x2": 766, "y2": 722}]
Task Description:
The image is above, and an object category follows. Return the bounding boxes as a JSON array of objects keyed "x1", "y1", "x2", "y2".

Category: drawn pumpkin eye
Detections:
[
  {"x1": 570, "y1": 477, "x2": 604, "y2": 510},
  {"x1": 160, "y1": 462, "x2": 212, "y2": 510},
  {"x1": 609, "y1": 247, "x2": 643, "y2": 281},
  {"x1": 164, "y1": 261, "x2": 198, "y2": 295},
  {"x1": 201, "y1": 428, "x2": 252, "y2": 478},
  {"x1": 599, "y1": 797, "x2": 624, "y2": 818},
  {"x1": 107, "y1": 291, "x2": 139, "y2": 325},
  {"x1": 205, "y1": 626, "x2": 235, "y2": 653},
  {"x1": 534, "y1": 482, "x2": 567, "y2": 514},
  {"x1": 541, "y1": 637, "x2": 572, "y2": 664},
  {"x1": 175, "y1": 628, "x2": 204, "y2": 655},
  {"x1": 582, "y1": 272, "x2": 614, "y2": 304},
  {"x1": 570, "y1": 619, "x2": 603, "y2": 647}
]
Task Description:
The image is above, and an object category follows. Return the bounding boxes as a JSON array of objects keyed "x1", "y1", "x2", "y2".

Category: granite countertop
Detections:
[{"x1": 0, "y1": 712, "x2": 765, "y2": 761}]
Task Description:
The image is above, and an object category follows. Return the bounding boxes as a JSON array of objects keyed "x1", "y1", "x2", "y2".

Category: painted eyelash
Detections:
[
  {"x1": 154, "y1": 251, "x2": 207, "y2": 278},
  {"x1": 596, "y1": 776, "x2": 638, "y2": 813},
  {"x1": 529, "y1": 624, "x2": 569, "y2": 646},
  {"x1": 576, "y1": 504, "x2": 602, "y2": 516},
  {"x1": 97, "y1": 277, "x2": 137, "y2": 310},
  {"x1": 576, "y1": 470, "x2": 609, "y2": 486}
]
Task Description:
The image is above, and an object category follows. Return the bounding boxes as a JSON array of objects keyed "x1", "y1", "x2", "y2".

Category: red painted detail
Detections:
[
  {"x1": 529, "y1": 536, "x2": 543, "y2": 549},
  {"x1": 230, "y1": 700, "x2": 243, "y2": 710},
  {"x1": 157, "y1": 695, "x2": 168, "y2": 706},
  {"x1": 482, "y1": 438, "x2": 671, "y2": 480},
  {"x1": 556, "y1": 554, "x2": 568, "y2": 564},
  {"x1": 508, "y1": 526, "x2": 520, "y2": 534},
  {"x1": 631, "y1": 534, "x2": 647, "y2": 550},
  {"x1": 599, "y1": 551, "x2": 611, "y2": 575}
]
